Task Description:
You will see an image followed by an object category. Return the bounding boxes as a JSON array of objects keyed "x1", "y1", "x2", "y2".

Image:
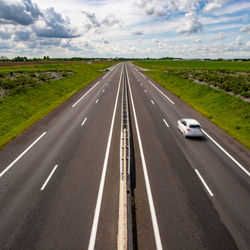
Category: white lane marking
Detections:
[
  {"x1": 102, "y1": 89, "x2": 105, "y2": 93},
  {"x1": 126, "y1": 65, "x2": 163, "y2": 250},
  {"x1": 201, "y1": 129, "x2": 250, "y2": 177},
  {"x1": 81, "y1": 117, "x2": 87, "y2": 126},
  {"x1": 151, "y1": 100, "x2": 155, "y2": 105},
  {"x1": 40, "y1": 165, "x2": 58, "y2": 191},
  {"x1": 103, "y1": 72, "x2": 109, "y2": 79},
  {"x1": 148, "y1": 80, "x2": 175, "y2": 104},
  {"x1": 195, "y1": 169, "x2": 214, "y2": 197},
  {"x1": 96, "y1": 98, "x2": 99, "y2": 104},
  {"x1": 144, "y1": 89, "x2": 147, "y2": 93},
  {"x1": 88, "y1": 64, "x2": 123, "y2": 250},
  {"x1": 141, "y1": 73, "x2": 146, "y2": 79},
  {"x1": 72, "y1": 81, "x2": 100, "y2": 107},
  {"x1": 0, "y1": 132, "x2": 46, "y2": 178},
  {"x1": 163, "y1": 119, "x2": 170, "y2": 128}
]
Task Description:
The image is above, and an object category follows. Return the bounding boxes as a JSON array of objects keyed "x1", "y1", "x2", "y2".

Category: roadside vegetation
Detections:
[
  {"x1": 0, "y1": 61, "x2": 116, "y2": 149},
  {"x1": 172, "y1": 69, "x2": 250, "y2": 99},
  {"x1": 0, "y1": 71, "x2": 73, "y2": 98},
  {"x1": 133, "y1": 60, "x2": 250, "y2": 149}
]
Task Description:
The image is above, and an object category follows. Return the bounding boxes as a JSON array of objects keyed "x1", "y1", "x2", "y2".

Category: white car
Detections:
[{"x1": 177, "y1": 118, "x2": 203, "y2": 138}]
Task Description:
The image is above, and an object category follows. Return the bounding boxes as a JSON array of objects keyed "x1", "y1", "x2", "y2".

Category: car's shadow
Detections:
[{"x1": 186, "y1": 136, "x2": 207, "y2": 142}]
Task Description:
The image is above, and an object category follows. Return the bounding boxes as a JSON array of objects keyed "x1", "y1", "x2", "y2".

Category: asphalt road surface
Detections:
[{"x1": 0, "y1": 62, "x2": 249, "y2": 250}]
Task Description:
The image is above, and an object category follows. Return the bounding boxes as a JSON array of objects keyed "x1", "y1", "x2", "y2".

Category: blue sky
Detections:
[{"x1": 0, "y1": 0, "x2": 250, "y2": 58}]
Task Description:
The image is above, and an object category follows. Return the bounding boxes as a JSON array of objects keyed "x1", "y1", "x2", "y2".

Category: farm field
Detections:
[
  {"x1": 0, "y1": 61, "x2": 116, "y2": 149},
  {"x1": 134, "y1": 60, "x2": 250, "y2": 149}
]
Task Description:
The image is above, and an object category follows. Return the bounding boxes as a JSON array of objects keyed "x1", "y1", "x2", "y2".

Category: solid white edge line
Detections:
[
  {"x1": 81, "y1": 117, "x2": 87, "y2": 126},
  {"x1": 72, "y1": 81, "x2": 100, "y2": 107},
  {"x1": 40, "y1": 164, "x2": 58, "y2": 191},
  {"x1": 129, "y1": 63, "x2": 174, "y2": 105},
  {"x1": 163, "y1": 119, "x2": 170, "y2": 128},
  {"x1": 103, "y1": 72, "x2": 109, "y2": 79},
  {"x1": 195, "y1": 169, "x2": 214, "y2": 197},
  {"x1": 88, "y1": 63, "x2": 123, "y2": 250},
  {"x1": 148, "y1": 80, "x2": 175, "y2": 104},
  {"x1": 201, "y1": 129, "x2": 250, "y2": 177},
  {"x1": 126, "y1": 64, "x2": 163, "y2": 250},
  {"x1": 0, "y1": 132, "x2": 47, "y2": 178}
]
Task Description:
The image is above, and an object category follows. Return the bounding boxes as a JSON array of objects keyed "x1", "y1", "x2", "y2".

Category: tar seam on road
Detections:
[
  {"x1": 195, "y1": 169, "x2": 214, "y2": 197},
  {"x1": 126, "y1": 64, "x2": 163, "y2": 250},
  {"x1": 88, "y1": 63, "x2": 123, "y2": 250},
  {"x1": 0, "y1": 132, "x2": 46, "y2": 178},
  {"x1": 201, "y1": 129, "x2": 250, "y2": 177},
  {"x1": 40, "y1": 165, "x2": 59, "y2": 191}
]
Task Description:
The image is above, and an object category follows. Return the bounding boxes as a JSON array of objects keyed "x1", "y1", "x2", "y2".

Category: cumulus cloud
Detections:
[
  {"x1": 82, "y1": 11, "x2": 120, "y2": 34},
  {"x1": 134, "y1": 0, "x2": 199, "y2": 16},
  {"x1": 177, "y1": 12, "x2": 203, "y2": 34},
  {"x1": 214, "y1": 32, "x2": 226, "y2": 40},
  {"x1": 33, "y1": 7, "x2": 80, "y2": 38},
  {"x1": 134, "y1": 0, "x2": 167, "y2": 17},
  {"x1": 203, "y1": 0, "x2": 231, "y2": 12},
  {"x1": 0, "y1": 0, "x2": 42, "y2": 25},
  {"x1": 0, "y1": 28, "x2": 12, "y2": 40},
  {"x1": 14, "y1": 30, "x2": 31, "y2": 41},
  {"x1": 235, "y1": 36, "x2": 244, "y2": 47},
  {"x1": 195, "y1": 38, "x2": 201, "y2": 43},
  {"x1": 132, "y1": 30, "x2": 144, "y2": 35},
  {"x1": 240, "y1": 24, "x2": 250, "y2": 35}
]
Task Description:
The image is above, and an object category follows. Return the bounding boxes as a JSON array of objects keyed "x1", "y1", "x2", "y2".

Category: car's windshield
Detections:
[{"x1": 190, "y1": 124, "x2": 200, "y2": 128}]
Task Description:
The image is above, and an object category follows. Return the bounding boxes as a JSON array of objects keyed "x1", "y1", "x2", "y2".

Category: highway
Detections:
[{"x1": 0, "y1": 62, "x2": 249, "y2": 249}]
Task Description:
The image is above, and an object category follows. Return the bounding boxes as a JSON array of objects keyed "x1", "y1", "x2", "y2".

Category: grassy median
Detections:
[
  {"x1": 0, "y1": 62, "x2": 116, "y2": 149},
  {"x1": 133, "y1": 60, "x2": 250, "y2": 149}
]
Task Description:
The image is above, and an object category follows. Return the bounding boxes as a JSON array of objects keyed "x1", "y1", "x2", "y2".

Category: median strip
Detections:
[{"x1": 126, "y1": 64, "x2": 163, "y2": 250}]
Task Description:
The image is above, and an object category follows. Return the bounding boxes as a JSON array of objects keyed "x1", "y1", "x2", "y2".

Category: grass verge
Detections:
[
  {"x1": 134, "y1": 60, "x2": 250, "y2": 149},
  {"x1": 0, "y1": 62, "x2": 116, "y2": 149}
]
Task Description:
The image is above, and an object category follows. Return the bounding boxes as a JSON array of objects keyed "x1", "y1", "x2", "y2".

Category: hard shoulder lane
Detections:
[
  {"x1": 0, "y1": 63, "x2": 123, "y2": 249},
  {"x1": 126, "y1": 62, "x2": 239, "y2": 249}
]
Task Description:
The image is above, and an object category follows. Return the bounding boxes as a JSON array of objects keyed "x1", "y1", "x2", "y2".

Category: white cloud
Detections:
[
  {"x1": 0, "y1": 0, "x2": 42, "y2": 25},
  {"x1": 33, "y1": 7, "x2": 80, "y2": 38},
  {"x1": 240, "y1": 24, "x2": 250, "y2": 35},
  {"x1": 214, "y1": 32, "x2": 226, "y2": 40},
  {"x1": 177, "y1": 12, "x2": 203, "y2": 34},
  {"x1": 203, "y1": 0, "x2": 232, "y2": 12},
  {"x1": 82, "y1": 11, "x2": 121, "y2": 34},
  {"x1": 212, "y1": 2, "x2": 250, "y2": 15}
]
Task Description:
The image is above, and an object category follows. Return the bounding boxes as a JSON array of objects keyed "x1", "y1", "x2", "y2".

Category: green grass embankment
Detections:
[
  {"x1": 0, "y1": 62, "x2": 116, "y2": 149},
  {"x1": 134, "y1": 60, "x2": 250, "y2": 149}
]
